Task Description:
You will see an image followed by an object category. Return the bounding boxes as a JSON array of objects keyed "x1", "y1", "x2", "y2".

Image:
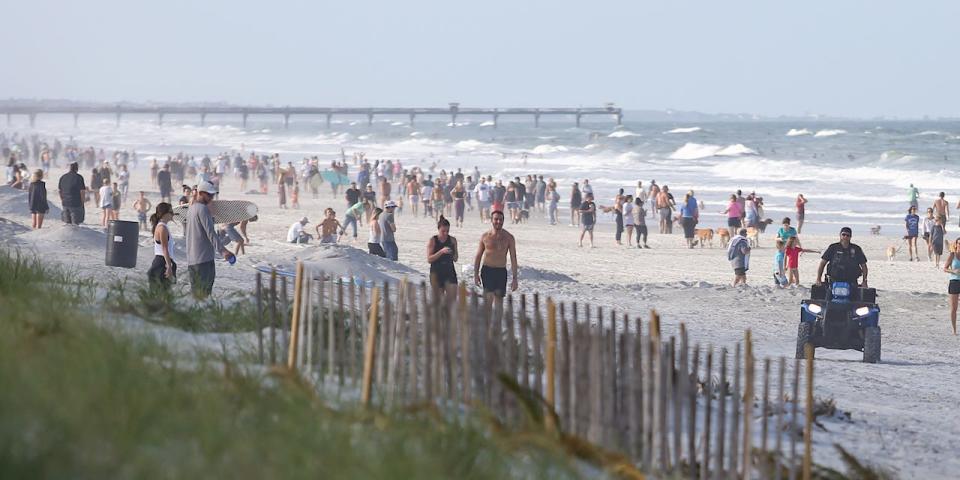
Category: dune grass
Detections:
[{"x1": 0, "y1": 249, "x2": 582, "y2": 479}]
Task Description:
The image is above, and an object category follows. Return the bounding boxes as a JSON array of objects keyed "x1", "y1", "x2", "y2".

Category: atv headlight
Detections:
[
  {"x1": 807, "y1": 303, "x2": 822, "y2": 314},
  {"x1": 855, "y1": 306, "x2": 870, "y2": 316}
]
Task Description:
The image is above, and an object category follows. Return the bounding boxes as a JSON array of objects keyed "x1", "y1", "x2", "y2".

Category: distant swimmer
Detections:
[{"x1": 474, "y1": 210, "x2": 518, "y2": 319}]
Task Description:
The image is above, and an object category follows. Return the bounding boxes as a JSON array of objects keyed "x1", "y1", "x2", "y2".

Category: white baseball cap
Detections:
[
  {"x1": 198, "y1": 180, "x2": 218, "y2": 195},
  {"x1": 384, "y1": 200, "x2": 398, "y2": 208}
]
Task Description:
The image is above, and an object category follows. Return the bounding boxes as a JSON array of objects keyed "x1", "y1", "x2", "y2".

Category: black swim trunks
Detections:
[
  {"x1": 480, "y1": 265, "x2": 508, "y2": 297},
  {"x1": 949, "y1": 279, "x2": 960, "y2": 295}
]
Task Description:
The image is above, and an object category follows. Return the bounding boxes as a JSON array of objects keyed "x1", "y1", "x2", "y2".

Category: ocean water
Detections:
[{"x1": 10, "y1": 114, "x2": 960, "y2": 236}]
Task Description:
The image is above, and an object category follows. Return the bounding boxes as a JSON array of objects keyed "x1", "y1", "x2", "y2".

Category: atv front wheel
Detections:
[
  {"x1": 863, "y1": 326, "x2": 881, "y2": 363},
  {"x1": 796, "y1": 322, "x2": 814, "y2": 360}
]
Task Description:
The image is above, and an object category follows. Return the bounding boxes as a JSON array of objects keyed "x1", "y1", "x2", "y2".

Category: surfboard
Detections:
[
  {"x1": 321, "y1": 170, "x2": 351, "y2": 186},
  {"x1": 308, "y1": 173, "x2": 324, "y2": 190},
  {"x1": 173, "y1": 200, "x2": 259, "y2": 225}
]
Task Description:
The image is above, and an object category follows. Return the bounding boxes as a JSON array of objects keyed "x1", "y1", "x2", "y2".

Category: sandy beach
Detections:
[{"x1": 1, "y1": 157, "x2": 958, "y2": 478}]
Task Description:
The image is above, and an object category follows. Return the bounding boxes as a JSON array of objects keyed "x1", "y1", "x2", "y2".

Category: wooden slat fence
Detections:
[{"x1": 253, "y1": 266, "x2": 817, "y2": 479}]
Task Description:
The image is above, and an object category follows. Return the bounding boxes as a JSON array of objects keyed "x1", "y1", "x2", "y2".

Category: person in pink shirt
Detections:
[
  {"x1": 784, "y1": 236, "x2": 820, "y2": 286},
  {"x1": 722, "y1": 193, "x2": 743, "y2": 238}
]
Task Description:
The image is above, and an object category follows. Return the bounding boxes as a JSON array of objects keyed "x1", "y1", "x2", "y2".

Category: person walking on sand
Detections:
[
  {"x1": 680, "y1": 190, "x2": 699, "y2": 248},
  {"x1": 933, "y1": 191, "x2": 949, "y2": 226},
  {"x1": 728, "y1": 228, "x2": 751, "y2": 286},
  {"x1": 905, "y1": 206, "x2": 921, "y2": 261},
  {"x1": 185, "y1": 180, "x2": 235, "y2": 299},
  {"x1": 942, "y1": 237, "x2": 960, "y2": 335},
  {"x1": 922, "y1": 207, "x2": 936, "y2": 261},
  {"x1": 473, "y1": 210, "x2": 519, "y2": 320},
  {"x1": 380, "y1": 200, "x2": 399, "y2": 261},
  {"x1": 657, "y1": 185, "x2": 674, "y2": 234},
  {"x1": 796, "y1": 194, "x2": 808, "y2": 233},
  {"x1": 634, "y1": 197, "x2": 649, "y2": 248},
  {"x1": 147, "y1": 202, "x2": 177, "y2": 291},
  {"x1": 28, "y1": 170, "x2": 49, "y2": 230},
  {"x1": 623, "y1": 194, "x2": 635, "y2": 245},
  {"x1": 98, "y1": 181, "x2": 113, "y2": 227},
  {"x1": 339, "y1": 200, "x2": 367, "y2": 243},
  {"x1": 722, "y1": 193, "x2": 743, "y2": 239},
  {"x1": 58, "y1": 162, "x2": 86, "y2": 225},
  {"x1": 931, "y1": 215, "x2": 946, "y2": 268},
  {"x1": 157, "y1": 163, "x2": 173, "y2": 203},
  {"x1": 427, "y1": 215, "x2": 459, "y2": 310},
  {"x1": 568, "y1": 182, "x2": 582, "y2": 227},
  {"x1": 579, "y1": 192, "x2": 597, "y2": 248},
  {"x1": 367, "y1": 207, "x2": 386, "y2": 257}
]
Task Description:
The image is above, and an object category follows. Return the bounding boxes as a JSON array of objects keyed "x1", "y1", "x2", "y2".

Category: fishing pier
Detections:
[{"x1": 0, "y1": 102, "x2": 623, "y2": 129}]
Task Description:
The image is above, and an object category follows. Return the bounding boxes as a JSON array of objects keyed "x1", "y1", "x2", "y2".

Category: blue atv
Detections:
[{"x1": 797, "y1": 281, "x2": 881, "y2": 363}]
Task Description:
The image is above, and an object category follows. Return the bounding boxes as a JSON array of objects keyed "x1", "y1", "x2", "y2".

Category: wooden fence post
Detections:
[
  {"x1": 545, "y1": 298, "x2": 557, "y2": 433},
  {"x1": 789, "y1": 358, "x2": 800, "y2": 480},
  {"x1": 729, "y1": 343, "x2": 741, "y2": 478},
  {"x1": 255, "y1": 272, "x2": 264, "y2": 364},
  {"x1": 286, "y1": 262, "x2": 304, "y2": 370},
  {"x1": 459, "y1": 282, "x2": 470, "y2": 404},
  {"x1": 803, "y1": 345, "x2": 814, "y2": 480},
  {"x1": 688, "y1": 344, "x2": 700, "y2": 480},
  {"x1": 775, "y1": 357, "x2": 786, "y2": 480},
  {"x1": 716, "y1": 347, "x2": 728, "y2": 479},
  {"x1": 742, "y1": 330, "x2": 754, "y2": 480},
  {"x1": 269, "y1": 270, "x2": 278, "y2": 364},
  {"x1": 360, "y1": 287, "x2": 381, "y2": 406},
  {"x1": 701, "y1": 346, "x2": 713, "y2": 480}
]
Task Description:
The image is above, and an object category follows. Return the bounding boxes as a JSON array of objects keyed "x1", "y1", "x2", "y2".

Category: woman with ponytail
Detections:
[{"x1": 147, "y1": 202, "x2": 177, "y2": 289}]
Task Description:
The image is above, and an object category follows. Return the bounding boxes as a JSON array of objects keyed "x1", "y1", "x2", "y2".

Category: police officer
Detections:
[{"x1": 815, "y1": 226, "x2": 868, "y2": 288}]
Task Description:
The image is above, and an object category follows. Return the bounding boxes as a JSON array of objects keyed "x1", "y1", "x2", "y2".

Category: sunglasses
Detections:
[{"x1": 841, "y1": 233, "x2": 851, "y2": 237}]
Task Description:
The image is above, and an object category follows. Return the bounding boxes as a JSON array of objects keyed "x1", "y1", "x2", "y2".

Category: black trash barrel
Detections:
[{"x1": 105, "y1": 220, "x2": 140, "y2": 268}]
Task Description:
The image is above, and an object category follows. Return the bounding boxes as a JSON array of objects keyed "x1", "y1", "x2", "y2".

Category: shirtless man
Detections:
[
  {"x1": 656, "y1": 185, "x2": 673, "y2": 234},
  {"x1": 473, "y1": 210, "x2": 519, "y2": 319},
  {"x1": 934, "y1": 192, "x2": 950, "y2": 226},
  {"x1": 406, "y1": 176, "x2": 420, "y2": 216},
  {"x1": 132, "y1": 191, "x2": 152, "y2": 231},
  {"x1": 315, "y1": 208, "x2": 342, "y2": 244}
]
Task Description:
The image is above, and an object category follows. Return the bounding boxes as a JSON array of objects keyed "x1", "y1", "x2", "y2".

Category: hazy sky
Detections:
[{"x1": 3, "y1": 0, "x2": 957, "y2": 118}]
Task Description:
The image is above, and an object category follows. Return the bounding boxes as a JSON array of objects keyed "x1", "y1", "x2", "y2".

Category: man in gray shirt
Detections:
[
  {"x1": 186, "y1": 180, "x2": 235, "y2": 299},
  {"x1": 379, "y1": 200, "x2": 398, "y2": 261}
]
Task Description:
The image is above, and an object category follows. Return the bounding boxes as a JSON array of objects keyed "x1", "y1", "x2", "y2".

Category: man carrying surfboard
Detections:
[{"x1": 185, "y1": 180, "x2": 236, "y2": 299}]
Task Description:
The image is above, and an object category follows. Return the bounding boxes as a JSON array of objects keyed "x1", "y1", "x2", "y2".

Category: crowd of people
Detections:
[{"x1": 9, "y1": 132, "x2": 960, "y2": 335}]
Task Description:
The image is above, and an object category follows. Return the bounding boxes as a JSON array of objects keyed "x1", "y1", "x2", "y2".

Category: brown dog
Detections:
[
  {"x1": 694, "y1": 228, "x2": 714, "y2": 248},
  {"x1": 717, "y1": 228, "x2": 731, "y2": 247},
  {"x1": 746, "y1": 227, "x2": 761, "y2": 247}
]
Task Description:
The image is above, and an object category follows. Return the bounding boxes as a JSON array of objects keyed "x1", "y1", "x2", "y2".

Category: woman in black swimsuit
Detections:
[{"x1": 426, "y1": 215, "x2": 459, "y2": 309}]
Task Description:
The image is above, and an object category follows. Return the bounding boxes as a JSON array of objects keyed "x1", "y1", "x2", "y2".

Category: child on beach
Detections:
[
  {"x1": 316, "y1": 208, "x2": 342, "y2": 244},
  {"x1": 133, "y1": 192, "x2": 152, "y2": 231},
  {"x1": 773, "y1": 240, "x2": 788, "y2": 288},
  {"x1": 291, "y1": 182, "x2": 300, "y2": 209},
  {"x1": 784, "y1": 236, "x2": 820, "y2": 286}
]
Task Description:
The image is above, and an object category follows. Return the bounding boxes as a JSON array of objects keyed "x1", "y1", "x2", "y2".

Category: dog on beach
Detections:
[
  {"x1": 745, "y1": 227, "x2": 761, "y2": 247},
  {"x1": 871, "y1": 225, "x2": 882, "y2": 235},
  {"x1": 694, "y1": 228, "x2": 714, "y2": 248},
  {"x1": 885, "y1": 244, "x2": 901, "y2": 261},
  {"x1": 717, "y1": 228, "x2": 731, "y2": 247},
  {"x1": 756, "y1": 218, "x2": 775, "y2": 233}
]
